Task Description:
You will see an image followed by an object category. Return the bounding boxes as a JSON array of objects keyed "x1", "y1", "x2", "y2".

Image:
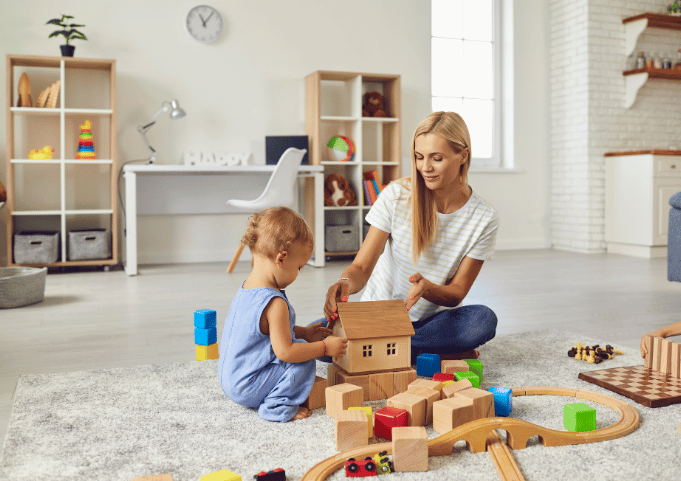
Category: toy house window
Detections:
[
  {"x1": 386, "y1": 343, "x2": 396, "y2": 355},
  {"x1": 363, "y1": 345, "x2": 373, "y2": 357}
]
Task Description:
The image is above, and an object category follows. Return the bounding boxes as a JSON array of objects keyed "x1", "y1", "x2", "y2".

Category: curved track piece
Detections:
[{"x1": 300, "y1": 387, "x2": 639, "y2": 481}]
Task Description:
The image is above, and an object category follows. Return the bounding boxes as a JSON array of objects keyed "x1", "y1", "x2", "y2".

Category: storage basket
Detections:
[
  {"x1": 325, "y1": 224, "x2": 359, "y2": 252},
  {"x1": 0, "y1": 267, "x2": 47, "y2": 308},
  {"x1": 68, "y1": 229, "x2": 111, "y2": 261},
  {"x1": 14, "y1": 231, "x2": 60, "y2": 264}
]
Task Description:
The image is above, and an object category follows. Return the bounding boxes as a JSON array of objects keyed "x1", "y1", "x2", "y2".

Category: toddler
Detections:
[{"x1": 218, "y1": 206, "x2": 347, "y2": 421}]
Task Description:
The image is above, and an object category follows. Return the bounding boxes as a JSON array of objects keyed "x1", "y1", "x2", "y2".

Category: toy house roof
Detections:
[{"x1": 335, "y1": 300, "x2": 415, "y2": 340}]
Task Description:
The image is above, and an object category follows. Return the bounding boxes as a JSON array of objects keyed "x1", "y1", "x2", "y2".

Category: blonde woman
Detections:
[{"x1": 319, "y1": 111, "x2": 499, "y2": 361}]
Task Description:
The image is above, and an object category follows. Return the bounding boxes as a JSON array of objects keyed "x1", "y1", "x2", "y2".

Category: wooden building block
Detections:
[
  {"x1": 432, "y1": 396, "x2": 475, "y2": 434},
  {"x1": 672, "y1": 342, "x2": 681, "y2": 379},
  {"x1": 303, "y1": 376, "x2": 327, "y2": 411},
  {"x1": 374, "y1": 406, "x2": 408, "y2": 440},
  {"x1": 132, "y1": 475, "x2": 174, "y2": 481},
  {"x1": 454, "y1": 387, "x2": 495, "y2": 420},
  {"x1": 349, "y1": 406, "x2": 373, "y2": 438},
  {"x1": 660, "y1": 339, "x2": 674, "y2": 375},
  {"x1": 391, "y1": 426, "x2": 428, "y2": 472},
  {"x1": 369, "y1": 371, "x2": 394, "y2": 400},
  {"x1": 441, "y1": 379, "x2": 474, "y2": 399},
  {"x1": 408, "y1": 378, "x2": 443, "y2": 393},
  {"x1": 326, "y1": 383, "x2": 364, "y2": 418},
  {"x1": 441, "y1": 359, "x2": 469, "y2": 374},
  {"x1": 387, "y1": 392, "x2": 427, "y2": 426},
  {"x1": 335, "y1": 410, "x2": 369, "y2": 451},
  {"x1": 393, "y1": 368, "x2": 417, "y2": 394},
  {"x1": 327, "y1": 363, "x2": 339, "y2": 387},
  {"x1": 337, "y1": 370, "x2": 371, "y2": 401},
  {"x1": 406, "y1": 386, "x2": 440, "y2": 424},
  {"x1": 653, "y1": 337, "x2": 663, "y2": 372},
  {"x1": 643, "y1": 336, "x2": 654, "y2": 369}
]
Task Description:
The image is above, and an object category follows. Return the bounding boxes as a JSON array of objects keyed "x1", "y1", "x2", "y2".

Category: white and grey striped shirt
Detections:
[{"x1": 361, "y1": 180, "x2": 498, "y2": 322}]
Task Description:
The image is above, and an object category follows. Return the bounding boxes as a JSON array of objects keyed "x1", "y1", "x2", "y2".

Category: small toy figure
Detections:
[
  {"x1": 75, "y1": 119, "x2": 97, "y2": 160},
  {"x1": 324, "y1": 173, "x2": 358, "y2": 207},
  {"x1": 362, "y1": 91, "x2": 388, "y2": 117},
  {"x1": 28, "y1": 145, "x2": 55, "y2": 159},
  {"x1": 373, "y1": 451, "x2": 393, "y2": 475},
  {"x1": 17, "y1": 73, "x2": 32, "y2": 107},
  {"x1": 568, "y1": 342, "x2": 622, "y2": 364}
]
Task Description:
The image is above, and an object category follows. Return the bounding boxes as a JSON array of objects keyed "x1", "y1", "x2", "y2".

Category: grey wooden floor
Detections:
[{"x1": 1, "y1": 249, "x2": 680, "y2": 446}]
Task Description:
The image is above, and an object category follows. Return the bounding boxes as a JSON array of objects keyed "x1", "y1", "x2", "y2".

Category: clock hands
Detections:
[{"x1": 198, "y1": 11, "x2": 214, "y2": 27}]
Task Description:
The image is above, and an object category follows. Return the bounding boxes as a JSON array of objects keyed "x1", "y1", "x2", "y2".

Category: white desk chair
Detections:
[{"x1": 226, "y1": 147, "x2": 307, "y2": 273}]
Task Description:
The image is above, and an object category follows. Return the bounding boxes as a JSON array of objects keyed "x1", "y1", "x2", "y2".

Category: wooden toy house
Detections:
[{"x1": 332, "y1": 300, "x2": 415, "y2": 374}]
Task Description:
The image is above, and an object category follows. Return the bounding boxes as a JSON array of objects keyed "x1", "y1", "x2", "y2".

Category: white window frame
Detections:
[{"x1": 431, "y1": 0, "x2": 503, "y2": 169}]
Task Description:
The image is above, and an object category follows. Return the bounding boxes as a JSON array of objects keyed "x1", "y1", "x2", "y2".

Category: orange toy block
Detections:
[
  {"x1": 432, "y1": 396, "x2": 475, "y2": 434},
  {"x1": 672, "y1": 342, "x2": 681, "y2": 379},
  {"x1": 349, "y1": 406, "x2": 373, "y2": 438},
  {"x1": 391, "y1": 426, "x2": 428, "y2": 472},
  {"x1": 326, "y1": 383, "x2": 364, "y2": 418},
  {"x1": 643, "y1": 336, "x2": 654, "y2": 369},
  {"x1": 653, "y1": 337, "x2": 663, "y2": 372},
  {"x1": 303, "y1": 376, "x2": 328, "y2": 411},
  {"x1": 406, "y1": 386, "x2": 440, "y2": 425},
  {"x1": 441, "y1": 359, "x2": 469, "y2": 374},
  {"x1": 393, "y1": 368, "x2": 417, "y2": 394},
  {"x1": 387, "y1": 392, "x2": 427, "y2": 426},
  {"x1": 455, "y1": 387, "x2": 495, "y2": 420},
  {"x1": 441, "y1": 379, "x2": 474, "y2": 399},
  {"x1": 335, "y1": 409, "x2": 369, "y2": 451},
  {"x1": 660, "y1": 339, "x2": 674, "y2": 375}
]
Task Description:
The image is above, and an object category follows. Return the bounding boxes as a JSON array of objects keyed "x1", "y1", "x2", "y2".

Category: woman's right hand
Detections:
[
  {"x1": 324, "y1": 279, "x2": 350, "y2": 324},
  {"x1": 324, "y1": 335, "x2": 348, "y2": 358}
]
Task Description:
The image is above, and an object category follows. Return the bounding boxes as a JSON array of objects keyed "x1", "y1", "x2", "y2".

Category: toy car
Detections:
[
  {"x1": 253, "y1": 468, "x2": 285, "y2": 481},
  {"x1": 373, "y1": 451, "x2": 393, "y2": 475},
  {"x1": 345, "y1": 457, "x2": 377, "y2": 477}
]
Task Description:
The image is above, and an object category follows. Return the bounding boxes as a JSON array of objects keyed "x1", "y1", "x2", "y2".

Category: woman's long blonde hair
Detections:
[{"x1": 409, "y1": 111, "x2": 472, "y2": 263}]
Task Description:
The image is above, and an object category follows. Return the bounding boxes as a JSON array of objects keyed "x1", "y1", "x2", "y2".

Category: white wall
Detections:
[{"x1": 0, "y1": 0, "x2": 553, "y2": 265}]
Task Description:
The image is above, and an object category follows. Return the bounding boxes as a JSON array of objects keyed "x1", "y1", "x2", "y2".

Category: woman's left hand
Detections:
[
  {"x1": 406, "y1": 272, "x2": 431, "y2": 311},
  {"x1": 301, "y1": 321, "x2": 333, "y2": 343}
]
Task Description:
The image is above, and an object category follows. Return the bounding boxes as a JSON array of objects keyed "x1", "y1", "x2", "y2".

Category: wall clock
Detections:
[{"x1": 186, "y1": 5, "x2": 223, "y2": 43}]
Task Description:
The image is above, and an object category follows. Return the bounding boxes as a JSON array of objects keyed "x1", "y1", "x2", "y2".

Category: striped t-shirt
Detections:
[{"x1": 361, "y1": 179, "x2": 499, "y2": 322}]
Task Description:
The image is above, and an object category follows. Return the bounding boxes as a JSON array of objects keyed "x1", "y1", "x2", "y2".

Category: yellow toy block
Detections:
[
  {"x1": 200, "y1": 470, "x2": 241, "y2": 481},
  {"x1": 349, "y1": 406, "x2": 373, "y2": 438},
  {"x1": 196, "y1": 343, "x2": 219, "y2": 361}
]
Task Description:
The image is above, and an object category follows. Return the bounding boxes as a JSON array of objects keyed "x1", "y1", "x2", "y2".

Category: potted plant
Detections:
[
  {"x1": 46, "y1": 15, "x2": 87, "y2": 57},
  {"x1": 668, "y1": 1, "x2": 681, "y2": 16}
]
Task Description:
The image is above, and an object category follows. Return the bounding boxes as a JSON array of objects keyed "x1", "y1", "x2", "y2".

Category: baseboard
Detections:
[
  {"x1": 495, "y1": 239, "x2": 552, "y2": 251},
  {"x1": 137, "y1": 249, "x2": 250, "y2": 265}
]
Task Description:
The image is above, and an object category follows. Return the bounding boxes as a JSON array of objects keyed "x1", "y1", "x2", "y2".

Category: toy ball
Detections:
[{"x1": 326, "y1": 135, "x2": 355, "y2": 162}]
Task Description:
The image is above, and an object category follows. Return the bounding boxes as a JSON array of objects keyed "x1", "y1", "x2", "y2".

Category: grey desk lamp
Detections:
[{"x1": 137, "y1": 99, "x2": 186, "y2": 163}]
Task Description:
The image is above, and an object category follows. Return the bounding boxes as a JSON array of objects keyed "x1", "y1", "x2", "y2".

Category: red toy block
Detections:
[
  {"x1": 433, "y1": 373, "x2": 455, "y2": 382},
  {"x1": 374, "y1": 406, "x2": 408, "y2": 440}
]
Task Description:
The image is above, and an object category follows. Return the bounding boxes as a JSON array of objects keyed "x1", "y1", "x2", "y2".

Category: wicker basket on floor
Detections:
[{"x1": 0, "y1": 267, "x2": 47, "y2": 308}]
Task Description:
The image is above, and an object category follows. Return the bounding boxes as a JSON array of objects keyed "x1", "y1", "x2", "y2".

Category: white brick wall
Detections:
[{"x1": 550, "y1": 0, "x2": 681, "y2": 252}]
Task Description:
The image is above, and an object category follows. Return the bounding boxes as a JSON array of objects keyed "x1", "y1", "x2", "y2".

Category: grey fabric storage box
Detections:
[
  {"x1": 0, "y1": 267, "x2": 47, "y2": 308},
  {"x1": 14, "y1": 231, "x2": 60, "y2": 264},
  {"x1": 68, "y1": 229, "x2": 111, "y2": 261},
  {"x1": 325, "y1": 224, "x2": 359, "y2": 252}
]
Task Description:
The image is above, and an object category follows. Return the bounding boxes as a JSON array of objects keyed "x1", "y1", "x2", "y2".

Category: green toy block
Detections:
[
  {"x1": 563, "y1": 403, "x2": 596, "y2": 432},
  {"x1": 454, "y1": 371, "x2": 480, "y2": 388},
  {"x1": 464, "y1": 359, "x2": 483, "y2": 382}
]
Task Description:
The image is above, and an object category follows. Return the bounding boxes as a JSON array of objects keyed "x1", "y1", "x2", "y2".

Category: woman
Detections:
[{"x1": 323, "y1": 111, "x2": 498, "y2": 360}]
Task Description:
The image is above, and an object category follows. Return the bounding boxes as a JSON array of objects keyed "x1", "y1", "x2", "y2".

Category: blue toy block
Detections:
[
  {"x1": 194, "y1": 309, "x2": 217, "y2": 329},
  {"x1": 195, "y1": 327, "x2": 217, "y2": 346},
  {"x1": 464, "y1": 359, "x2": 483, "y2": 382},
  {"x1": 489, "y1": 386, "x2": 512, "y2": 417},
  {"x1": 416, "y1": 353, "x2": 440, "y2": 377}
]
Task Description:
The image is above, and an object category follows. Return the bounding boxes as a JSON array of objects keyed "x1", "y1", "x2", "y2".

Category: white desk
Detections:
[{"x1": 123, "y1": 164, "x2": 324, "y2": 275}]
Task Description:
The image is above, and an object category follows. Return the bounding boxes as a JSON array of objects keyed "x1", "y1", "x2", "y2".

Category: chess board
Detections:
[{"x1": 579, "y1": 365, "x2": 681, "y2": 408}]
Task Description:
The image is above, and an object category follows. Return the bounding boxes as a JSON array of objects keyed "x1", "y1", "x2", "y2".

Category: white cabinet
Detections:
[
  {"x1": 305, "y1": 70, "x2": 401, "y2": 257},
  {"x1": 605, "y1": 151, "x2": 681, "y2": 257}
]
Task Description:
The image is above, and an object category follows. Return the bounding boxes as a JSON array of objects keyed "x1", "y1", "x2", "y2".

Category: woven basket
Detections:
[{"x1": 0, "y1": 267, "x2": 47, "y2": 308}]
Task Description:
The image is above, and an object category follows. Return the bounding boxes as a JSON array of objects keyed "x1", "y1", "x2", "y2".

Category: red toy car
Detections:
[
  {"x1": 253, "y1": 468, "x2": 285, "y2": 481},
  {"x1": 345, "y1": 457, "x2": 377, "y2": 477}
]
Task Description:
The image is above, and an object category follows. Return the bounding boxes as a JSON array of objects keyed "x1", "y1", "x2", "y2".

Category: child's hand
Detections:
[
  {"x1": 405, "y1": 272, "x2": 431, "y2": 311},
  {"x1": 301, "y1": 321, "x2": 332, "y2": 343},
  {"x1": 324, "y1": 335, "x2": 348, "y2": 358},
  {"x1": 640, "y1": 335, "x2": 650, "y2": 359}
]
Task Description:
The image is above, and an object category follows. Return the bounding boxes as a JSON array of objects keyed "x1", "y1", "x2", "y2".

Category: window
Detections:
[
  {"x1": 431, "y1": 0, "x2": 501, "y2": 167},
  {"x1": 387, "y1": 343, "x2": 396, "y2": 356},
  {"x1": 363, "y1": 345, "x2": 373, "y2": 357}
]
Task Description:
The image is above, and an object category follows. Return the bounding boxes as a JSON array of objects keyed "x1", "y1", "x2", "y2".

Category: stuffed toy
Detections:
[
  {"x1": 0, "y1": 180, "x2": 6, "y2": 203},
  {"x1": 362, "y1": 91, "x2": 388, "y2": 117},
  {"x1": 324, "y1": 173, "x2": 357, "y2": 207}
]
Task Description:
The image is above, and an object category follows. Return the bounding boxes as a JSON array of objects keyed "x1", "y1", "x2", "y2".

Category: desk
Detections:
[{"x1": 123, "y1": 164, "x2": 324, "y2": 275}]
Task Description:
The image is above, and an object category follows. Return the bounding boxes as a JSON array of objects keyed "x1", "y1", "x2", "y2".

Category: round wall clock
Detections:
[{"x1": 186, "y1": 5, "x2": 223, "y2": 43}]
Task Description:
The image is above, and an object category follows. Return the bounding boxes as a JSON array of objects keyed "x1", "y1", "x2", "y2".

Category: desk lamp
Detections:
[{"x1": 137, "y1": 99, "x2": 186, "y2": 164}]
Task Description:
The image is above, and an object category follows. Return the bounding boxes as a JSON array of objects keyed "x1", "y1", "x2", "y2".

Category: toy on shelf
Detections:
[
  {"x1": 17, "y1": 73, "x2": 32, "y2": 107},
  {"x1": 75, "y1": 120, "x2": 97, "y2": 160},
  {"x1": 28, "y1": 146, "x2": 55, "y2": 160},
  {"x1": 326, "y1": 135, "x2": 355, "y2": 162},
  {"x1": 44, "y1": 80, "x2": 60, "y2": 108},
  {"x1": 362, "y1": 91, "x2": 388, "y2": 117},
  {"x1": 324, "y1": 173, "x2": 358, "y2": 207},
  {"x1": 253, "y1": 468, "x2": 285, "y2": 481},
  {"x1": 568, "y1": 342, "x2": 622, "y2": 364},
  {"x1": 194, "y1": 309, "x2": 219, "y2": 361}
]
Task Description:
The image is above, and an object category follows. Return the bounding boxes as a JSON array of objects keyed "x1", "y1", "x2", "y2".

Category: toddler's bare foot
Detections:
[{"x1": 291, "y1": 406, "x2": 311, "y2": 420}]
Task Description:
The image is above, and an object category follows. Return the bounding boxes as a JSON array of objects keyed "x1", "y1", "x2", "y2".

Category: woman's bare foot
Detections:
[{"x1": 291, "y1": 406, "x2": 311, "y2": 420}]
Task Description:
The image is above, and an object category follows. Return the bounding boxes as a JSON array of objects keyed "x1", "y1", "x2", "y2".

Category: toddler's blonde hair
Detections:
[{"x1": 241, "y1": 206, "x2": 313, "y2": 260}]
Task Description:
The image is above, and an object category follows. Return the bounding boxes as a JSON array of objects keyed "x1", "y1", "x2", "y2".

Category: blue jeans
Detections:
[{"x1": 309, "y1": 304, "x2": 497, "y2": 363}]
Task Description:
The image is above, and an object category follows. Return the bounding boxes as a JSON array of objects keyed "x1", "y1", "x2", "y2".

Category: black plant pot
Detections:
[{"x1": 60, "y1": 45, "x2": 75, "y2": 57}]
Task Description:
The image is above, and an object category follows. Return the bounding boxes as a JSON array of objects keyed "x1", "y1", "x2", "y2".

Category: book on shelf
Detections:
[
  {"x1": 363, "y1": 181, "x2": 373, "y2": 206},
  {"x1": 363, "y1": 170, "x2": 384, "y2": 199}
]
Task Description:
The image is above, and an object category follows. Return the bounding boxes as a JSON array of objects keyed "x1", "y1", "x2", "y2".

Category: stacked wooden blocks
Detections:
[
  {"x1": 194, "y1": 309, "x2": 219, "y2": 361},
  {"x1": 646, "y1": 336, "x2": 681, "y2": 376}
]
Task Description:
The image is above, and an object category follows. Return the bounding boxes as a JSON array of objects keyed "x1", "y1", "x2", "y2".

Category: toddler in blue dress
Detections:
[{"x1": 218, "y1": 207, "x2": 348, "y2": 422}]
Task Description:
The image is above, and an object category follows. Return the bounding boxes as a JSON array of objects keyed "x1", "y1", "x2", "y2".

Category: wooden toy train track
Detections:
[{"x1": 300, "y1": 386, "x2": 639, "y2": 481}]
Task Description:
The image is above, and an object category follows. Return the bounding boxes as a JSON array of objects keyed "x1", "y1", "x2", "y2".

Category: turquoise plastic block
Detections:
[
  {"x1": 416, "y1": 353, "x2": 440, "y2": 377},
  {"x1": 195, "y1": 327, "x2": 217, "y2": 346},
  {"x1": 454, "y1": 371, "x2": 480, "y2": 388},
  {"x1": 563, "y1": 403, "x2": 596, "y2": 432},
  {"x1": 489, "y1": 386, "x2": 512, "y2": 416},
  {"x1": 194, "y1": 309, "x2": 217, "y2": 329}
]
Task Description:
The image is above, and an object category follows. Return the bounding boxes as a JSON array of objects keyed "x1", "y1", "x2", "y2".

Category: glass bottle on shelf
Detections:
[
  {"x1": 654, "y1": 52, "x2": 663, "y2": 69},
  {"x1": 663, "y1": 53, "x2": 672, "y2": 69},
  {"x1": 636, "y1": 51, "x2": 646, "y2": 69},
  {"x1": 675, "y1": 49, "x2": 681, "y2": 70}
]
